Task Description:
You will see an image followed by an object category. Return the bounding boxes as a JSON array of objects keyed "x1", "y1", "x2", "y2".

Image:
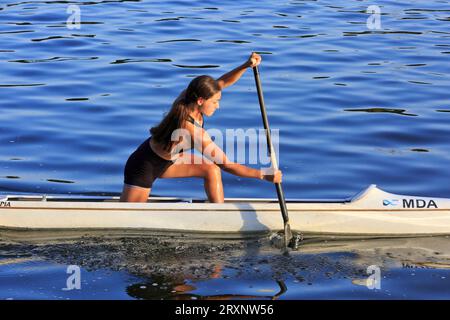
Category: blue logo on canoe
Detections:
[{"x1": 383, "y1": 199, "x2": 399, "y2": 207}]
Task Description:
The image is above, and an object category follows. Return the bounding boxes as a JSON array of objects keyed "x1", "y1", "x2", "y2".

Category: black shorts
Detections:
[{"x1": 123, "y1": 137, "x2": 174, "y2": 188}]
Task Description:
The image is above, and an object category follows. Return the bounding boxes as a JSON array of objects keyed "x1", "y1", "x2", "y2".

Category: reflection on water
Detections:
[
  {"x1": 127, "y1": 278, "x2": 287, "y2": 300},
  {"x1": 344, "y1": 108, "x2": 418, "y2": 117},
  {"x1": 0, "y1": 236, "x2": 449, "y2": 299},
  {"x1": 46, "y1": 179, "x2": 75, "y2": 184},
  {"x1": 110, "y1": 58, "x2": 172, "y2": 64},
  {"x1": 9, "y1": 57, "x2": 99, "y2": 63}
]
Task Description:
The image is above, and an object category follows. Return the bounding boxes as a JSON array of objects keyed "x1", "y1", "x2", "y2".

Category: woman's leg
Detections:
[
  {"x1": 159, "y1": 154, "x2": 224, "y2": 203},
  {"x1": 120, "y1": 184, "x2": 151, "y2": 202}
]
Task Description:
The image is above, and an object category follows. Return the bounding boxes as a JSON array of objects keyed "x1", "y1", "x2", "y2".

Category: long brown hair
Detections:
[{"x1": 150, "y1": 75, "x2": 221, "y2": 152}]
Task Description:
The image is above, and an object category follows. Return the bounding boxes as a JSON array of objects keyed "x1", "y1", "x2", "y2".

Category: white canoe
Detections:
[{"x1": 1, "y1": 185, "x2": 450, "y2": 237}]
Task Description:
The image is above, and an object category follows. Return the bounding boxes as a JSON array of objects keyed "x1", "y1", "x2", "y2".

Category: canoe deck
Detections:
[{"x1": 1, "y1": 185, "x2": 450, "y2": 237}]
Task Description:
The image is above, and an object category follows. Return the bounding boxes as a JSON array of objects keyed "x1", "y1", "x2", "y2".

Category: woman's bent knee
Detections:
[{"x1": 204, "y1": 163, "x2": 221, "y2": 179}]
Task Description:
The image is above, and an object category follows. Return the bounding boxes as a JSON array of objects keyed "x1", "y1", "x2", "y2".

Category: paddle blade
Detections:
[{"x1": 284, "y1": 222, "x2": 293, "y2": 247}]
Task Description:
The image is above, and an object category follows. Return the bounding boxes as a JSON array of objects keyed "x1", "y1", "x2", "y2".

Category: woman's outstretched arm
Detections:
[
  {"x1": 186, "y1": 122, "x2": 281, "y2": 183},
  {"x1": 216, "y1": 52, "x2": 262, "y2": 89}
]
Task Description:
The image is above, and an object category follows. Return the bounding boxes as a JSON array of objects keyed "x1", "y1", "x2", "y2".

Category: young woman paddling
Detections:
[{"x1": 120, "y1": 52, "x2": 282, "y2": 203}]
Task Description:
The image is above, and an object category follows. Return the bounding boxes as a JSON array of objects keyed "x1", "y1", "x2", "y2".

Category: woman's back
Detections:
[{"x1": 149, "y1": 114, "x2": 203, "y2": 161}]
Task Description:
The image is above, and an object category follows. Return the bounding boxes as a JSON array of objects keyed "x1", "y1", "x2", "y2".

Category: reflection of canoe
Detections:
[
  {"x1": 1, "y1": 185, "x2": 450, "y2": 237},
  {"x1": 402, "y1": 261, "x2": 450, "y2": 270},
  {"x1": 0, "y1": 257, "x2": 35, "y2": 266}
]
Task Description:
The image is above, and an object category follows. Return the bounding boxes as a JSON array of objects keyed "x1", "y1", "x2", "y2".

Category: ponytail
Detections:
[
  {"x1": 150, "y1": 75, "x2": 220, "y2": 152},
  {"x1": 150, "y1": 95, "x2": 192, "y2": 152}
]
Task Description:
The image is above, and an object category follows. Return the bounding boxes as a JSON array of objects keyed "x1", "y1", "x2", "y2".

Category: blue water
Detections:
[
  {"x1": 0, "y1": 259, "x2": 139, "y2": 299},
  {"x1": 1, "y1": 239, "x2": 450, "y2": 300},
  {"x1": 1, "y1": 0, "x2": 450, "y2": 299}
]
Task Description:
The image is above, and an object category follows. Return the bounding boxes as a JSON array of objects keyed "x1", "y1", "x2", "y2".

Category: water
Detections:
[
  {"x1": 1, "y1": 236, "x2": 450, "y2": 300},
  {"x1": 1, "y1": 0, "x2": 450, "y2": 299}
]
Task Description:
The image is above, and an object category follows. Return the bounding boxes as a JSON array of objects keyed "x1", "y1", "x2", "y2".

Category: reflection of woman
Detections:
[
  {"x1": 120, "y1": 53, "x2": 282, "y2": 203},
  {"x1": 126, "y1": 269, "x2": 287, "y2": 300}
]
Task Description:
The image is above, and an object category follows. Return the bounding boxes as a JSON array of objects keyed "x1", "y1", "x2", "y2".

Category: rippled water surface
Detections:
[
  {"x1": 1, "y1": 0, "x2": 450, "y2": 299},
  {"x1": 1, "y1": 236, "x2": 450, "y2": 300}
]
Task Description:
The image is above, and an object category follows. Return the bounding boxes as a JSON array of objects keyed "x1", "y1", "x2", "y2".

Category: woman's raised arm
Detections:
[{"x1": 216, "y1": 52, "x2": 262, "y2": 90}]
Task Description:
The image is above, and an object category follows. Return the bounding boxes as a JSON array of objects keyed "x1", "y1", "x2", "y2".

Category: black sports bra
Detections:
[{"x1": 187, "y1": 115, "x2": 204, "y2": 128}]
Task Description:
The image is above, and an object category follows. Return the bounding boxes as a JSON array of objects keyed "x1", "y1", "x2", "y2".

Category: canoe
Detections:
[{"x1": 1, "y1": 185, "x2": 450, "y2": 237}]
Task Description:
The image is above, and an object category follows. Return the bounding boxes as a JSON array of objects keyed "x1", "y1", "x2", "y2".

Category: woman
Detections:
[{"x1": 120, "y1": 52, "x2": 282, "y2": 203}]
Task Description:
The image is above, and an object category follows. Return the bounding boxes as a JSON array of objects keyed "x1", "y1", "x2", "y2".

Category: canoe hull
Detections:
[
  {"x1": 1, "y1": 207, "x2": 450, "y2": 236},
  {"x1": 1, "y1": 185, "x2": 450, "y2": 237}
]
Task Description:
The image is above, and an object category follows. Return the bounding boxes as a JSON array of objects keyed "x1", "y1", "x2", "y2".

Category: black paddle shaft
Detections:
[{"x1": 252, "y1": 66, "x2": 291, "y2": 231}]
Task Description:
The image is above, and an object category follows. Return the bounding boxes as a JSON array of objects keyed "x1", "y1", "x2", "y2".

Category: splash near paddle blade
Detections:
[{"x1": 270, "y1": 229, "x2": 303, "y2": 251}]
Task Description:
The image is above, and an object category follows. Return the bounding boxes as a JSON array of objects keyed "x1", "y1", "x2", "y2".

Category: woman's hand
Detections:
[
  {"x1": 217, "y1": 52, "x2": 262, "y2": 89},
  {"x1": 245, "y1": 52, "x2": 262, "y2": 68},
  {"x1": 261, "y1": 168, "x2": 282, "y2": 183}
]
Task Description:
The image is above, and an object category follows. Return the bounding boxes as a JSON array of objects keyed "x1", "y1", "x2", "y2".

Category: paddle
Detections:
[{"x1": 252, "y1": 65, "x2": 293, "y2": 248}]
